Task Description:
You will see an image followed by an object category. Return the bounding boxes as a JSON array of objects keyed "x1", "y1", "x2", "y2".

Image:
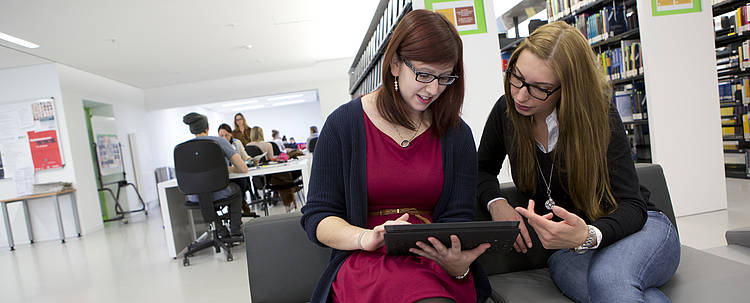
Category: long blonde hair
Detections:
[
  {"x1": 505, "y1": 21, "x2": 616, "y2": 221},
  {"x1": 249, "y1": 126, "x2": 265, "y2": 142}
]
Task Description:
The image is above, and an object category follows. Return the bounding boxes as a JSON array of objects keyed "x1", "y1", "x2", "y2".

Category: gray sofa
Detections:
[{"x1": 243, "y1": 164, "x2": 750, "y2": 302}]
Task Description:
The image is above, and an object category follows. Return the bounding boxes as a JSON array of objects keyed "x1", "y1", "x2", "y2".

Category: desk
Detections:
[
  {"x1": 0, "y1": 188, "x2": 80, "y2": 251},
  {"x1": 157, "y1": 158, "x2": 310, "y2": 258}
]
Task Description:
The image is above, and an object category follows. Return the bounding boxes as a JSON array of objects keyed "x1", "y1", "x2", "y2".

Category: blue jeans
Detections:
[{"x1": 547, "y1": 211, "x2": 680, "y2": 303}]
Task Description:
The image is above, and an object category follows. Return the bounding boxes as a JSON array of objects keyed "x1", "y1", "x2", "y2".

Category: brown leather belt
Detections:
[{"x1": 368, "y1": 208, "x2": 432, "y2": 224}]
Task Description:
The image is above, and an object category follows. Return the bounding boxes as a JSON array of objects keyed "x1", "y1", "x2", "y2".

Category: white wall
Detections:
[
  {"x1": 225, "y1": 102, "x2": 324, "y2": 144},
  {"x1": 636, "y1": 0, "x2": 727, "y2": 216},
  {"x1": 414, "y1": 1, "x2": 510, "y2": 182},
  {"x1": 144, "y1": 58, "x2": 352, "y2": 120},
  {"x1": 56, "y1": 64, "x2": 155, "y2": 217},
  {"x1": 0, "y1": 64, "x2": 81, "y2": 246},
  {"x1": 146, "y1": 105, "x2": 232, "y2": 169}
]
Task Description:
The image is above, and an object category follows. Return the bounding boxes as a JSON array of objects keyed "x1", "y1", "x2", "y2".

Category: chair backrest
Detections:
[
  {"x1": 308, "y1": 137, "x2": 319, "y2": 154},
  {"x1": 174, "y1": 139, "x2": 229, "y2": 195},
  {"x1": 245, "y1": 145, "x2": 264, "y2": 157},
  {"x1": 267, "y1": 141, "x2": 281, "y2": 156},
  {"x1": 284, "y1": 143, "x2": 297, "y2": 149},
  {"x1": 244, "y1": 213, "x2": 330, "y2": 302},
  {"x1": 174, "y1": 139, "x2": 231, "y2": 222}
]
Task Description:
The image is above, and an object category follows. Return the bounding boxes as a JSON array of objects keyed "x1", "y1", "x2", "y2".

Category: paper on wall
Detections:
[{"x1": 14, "y1": 166, "x2": 34, "y2": 196}]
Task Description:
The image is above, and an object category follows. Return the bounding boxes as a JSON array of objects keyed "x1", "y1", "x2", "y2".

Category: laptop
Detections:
[{"x1": 384, "y1": 221, "x2": 519, "y2": 255}]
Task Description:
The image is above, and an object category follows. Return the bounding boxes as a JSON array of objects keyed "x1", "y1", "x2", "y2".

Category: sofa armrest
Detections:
[
  {"x1": 244, "y1": 213, "x2": 330, "y2": 303},
  {"x1": 726, "y1": 227, "x2": 750, "y2": 248}
]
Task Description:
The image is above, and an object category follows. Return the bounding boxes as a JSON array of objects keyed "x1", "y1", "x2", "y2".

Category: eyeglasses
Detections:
[
  {"x1": 401, "y1": 57, "x2": 458, "y2": 86},
  {"x1": 507, "y1": 71, "x2": 560, "y2": 101}
]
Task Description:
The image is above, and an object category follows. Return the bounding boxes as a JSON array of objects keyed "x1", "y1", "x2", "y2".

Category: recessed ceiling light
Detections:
[
  {"x1": 267, "y1": 94, "x2": 304, "y2": 101},
  {"x1": 233, "y1": 104, "x2": 265, "y2": 111},
  {"x1": 0, "y1": 31, "x2": 39, "y2": 49},
  {"x1": 221, "y1": 99, "x2": 258, "y2": 107},
  {"x1": 272, "y1": 99, "x2": 306, "y2": 107},
  {"x1": 245, "y1": 44, "x2": 253, "y2": 49}
]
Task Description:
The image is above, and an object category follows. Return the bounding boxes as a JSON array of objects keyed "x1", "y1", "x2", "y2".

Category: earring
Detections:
[{"x1": 394, "y1": 77, "x2": 399, "y2": 91}]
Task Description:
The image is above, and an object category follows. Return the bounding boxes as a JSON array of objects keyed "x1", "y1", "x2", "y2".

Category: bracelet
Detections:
[
  {"x1": 571, "y1": 225, "x2": 597, "y2": 254},
  {"x1": 454, "y1": 267, "x2": 471, "y2": 280},
  {"x1": 356, "y1": 229, "x2": 368, "y2": 250}
]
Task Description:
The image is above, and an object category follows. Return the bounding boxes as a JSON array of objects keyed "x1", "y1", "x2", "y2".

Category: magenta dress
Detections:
[{"x1": 330, "y1": 112, "x2": 477, "y2": 303}]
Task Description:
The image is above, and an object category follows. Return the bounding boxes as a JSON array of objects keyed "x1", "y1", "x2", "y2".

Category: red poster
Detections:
[{"x1": 27, "y1": 130, "x2": 63, "y2": 171}]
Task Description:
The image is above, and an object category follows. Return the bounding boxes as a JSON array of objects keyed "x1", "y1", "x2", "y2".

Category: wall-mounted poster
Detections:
[
  {"x1": 426, "y1": 0, "x2": 487, "y2": 35},
  {"x1": 652, "y1": 0, "x2": 701, "y2": 16},
  {"x1": 0, "y1": 97, "x2": 64, "y2": 177},
  {"x1": 27, "y1": 130, "x2": 63, "y2": 171}
]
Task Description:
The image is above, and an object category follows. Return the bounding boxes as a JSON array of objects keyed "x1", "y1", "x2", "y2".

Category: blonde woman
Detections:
[
  {"x1": 249, "y1": 126, "x2": 298, "y2": 212},
  {"x1": 477, "y1": 22, "x2": 679, "y2": 302}
]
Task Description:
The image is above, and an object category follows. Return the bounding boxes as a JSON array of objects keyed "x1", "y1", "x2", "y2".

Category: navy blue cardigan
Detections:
[{"x1": 300, "y1": 98, "x2": 490, "y2": 302}]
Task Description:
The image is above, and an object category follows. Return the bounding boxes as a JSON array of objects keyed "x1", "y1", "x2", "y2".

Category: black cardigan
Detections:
[
  {"x1": 477, "y1": 95, "x2": 658, "y2": 248},
  {"x1": 300, "y1": 98, "x2": 490, "y2": 302}
]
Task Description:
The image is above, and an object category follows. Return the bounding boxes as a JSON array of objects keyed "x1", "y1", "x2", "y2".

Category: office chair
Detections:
[
  {"x1": 267, "y1": 141, "x2": 281, "y2": 156},
  {"x1": 174, "y1": 139, "x2": 243, "y2": 266},
  {"x1": 245, "y1": 145, "x2": 264, "y2": 159},
  {"x1": 308, "y1": 137, "x2": 318, "y2": 154}
]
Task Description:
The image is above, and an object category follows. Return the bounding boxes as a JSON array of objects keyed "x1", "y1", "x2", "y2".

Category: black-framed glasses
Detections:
[
  {"x1": 507, "y1": 71, "x2": 560, "y2": 101},
  {"x1": 401, "y1": 57, "x2": 458, "y2": 86}
]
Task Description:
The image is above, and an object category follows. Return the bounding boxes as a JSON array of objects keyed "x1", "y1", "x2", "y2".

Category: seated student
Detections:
[
  {"x1": 476, "y1": 21, "x2": 680, "y2": 302},
  {"x1": 219, "y1": 123, "x2": 250, "y2": 161},
  {"x1": 182, "y1": 113, "x2": 248, "y2": 236},
  {"x1": 271, "y1": 129, "x2": 285, "y2": 153},
  {"x1": 300, "y1": 10, "x2": 490, "y2": 303},
  {"x1": 218, "y1": 123, "x2": 257, "y2": 217},
  {"x1": 248, "y1": 126, "x2": 298, "y2": 213},
  {"x1": 306, "y1": 125, "x2": 319, "y2": 147}
]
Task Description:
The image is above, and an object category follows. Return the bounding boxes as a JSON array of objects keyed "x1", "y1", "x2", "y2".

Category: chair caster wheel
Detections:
[
  {"x1": 183, "y1": 259, "x2": 190, "y2": 266},
  {"x1": 227, "y1": 256, "x2": 233, "y2": 262}
]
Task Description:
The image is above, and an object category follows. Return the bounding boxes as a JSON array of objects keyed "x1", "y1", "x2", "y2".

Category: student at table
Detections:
[{"x1": 182, "y1": 112, "x2": 247, "y2": 236}]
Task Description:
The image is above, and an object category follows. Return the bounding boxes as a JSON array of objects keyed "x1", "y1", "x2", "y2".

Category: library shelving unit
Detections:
[
  {"x1": 713, "y1": 0, "x2": 750, "y2": 178},
  {"x1": 349, "y1": 0, "x2": 413, "y2": 98},
  {"x1": 543, "y1": 0, "x2": 650, "y2": 163}
]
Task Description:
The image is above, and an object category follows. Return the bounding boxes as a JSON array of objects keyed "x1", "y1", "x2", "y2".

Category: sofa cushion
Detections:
[{"x1": 488, "y1": 246, "x2": 750, "y2": 303}]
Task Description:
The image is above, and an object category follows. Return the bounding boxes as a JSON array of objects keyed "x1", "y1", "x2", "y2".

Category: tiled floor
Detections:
[{"x1": 1, "y1": 179, "x2": 749, "y2": 303}]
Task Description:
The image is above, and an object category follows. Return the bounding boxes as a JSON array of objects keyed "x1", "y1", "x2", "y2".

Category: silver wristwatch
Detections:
[{"x1": 571, "y1": 225, "x2": 596, "y2": 254}]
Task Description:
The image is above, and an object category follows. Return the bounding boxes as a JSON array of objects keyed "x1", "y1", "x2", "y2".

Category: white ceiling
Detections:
[{"x1": 0, "y1": 0, "x2": 380, "y2": 89}]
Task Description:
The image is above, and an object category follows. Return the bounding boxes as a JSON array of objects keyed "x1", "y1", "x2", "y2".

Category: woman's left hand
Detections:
[
  {"x1": 409, "y1": 235, "x2": 490, "y2": 277},
  {"x1": 515, "y1": 199, "x2": 589, "y2": 250}
]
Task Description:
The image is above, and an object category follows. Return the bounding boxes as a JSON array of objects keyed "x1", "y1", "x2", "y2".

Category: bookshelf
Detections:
[
  {"x1": 713, "y1": 0, "x2": 750, "y2": 179},
  {"x1": 349, "y1": 0, "x2": 413, "y2": 98},
  {"x1": 540, "y1": 0, "x2": 650, "y2": 163}
]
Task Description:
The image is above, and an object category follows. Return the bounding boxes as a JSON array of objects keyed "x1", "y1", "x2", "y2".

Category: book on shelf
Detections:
[
  {"x1": 735, "y1": 4, "x2": 749, "y2": 34},
  {"x1": 744, "y1": 113, "x2": 750, "y2": 139},
  {"x1": 614, "y1": 87, "x2": 634, "y2": 122}
]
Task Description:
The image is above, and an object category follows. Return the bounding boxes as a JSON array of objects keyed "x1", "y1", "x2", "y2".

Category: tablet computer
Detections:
[{"x1": 384, "y1": 221, "x2": 519, "y2": 255}]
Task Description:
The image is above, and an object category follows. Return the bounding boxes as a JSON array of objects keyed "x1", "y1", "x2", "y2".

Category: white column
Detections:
[{"x1": 636, "y1": 0, "x2": 727, "y2": 216}]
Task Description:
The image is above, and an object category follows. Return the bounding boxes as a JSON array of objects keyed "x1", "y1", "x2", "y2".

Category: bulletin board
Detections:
[{"x1": 0, "y1": 97, "x2": 65, "y2": 179}]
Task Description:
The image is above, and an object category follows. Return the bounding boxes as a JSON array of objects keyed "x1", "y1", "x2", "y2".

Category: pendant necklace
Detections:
[
  {"x1": 536, "y1": 154, "x2": 556, "y2": 210},
  {"x1": 398, "y1": 118, "x2": 423, "y2": 148}
]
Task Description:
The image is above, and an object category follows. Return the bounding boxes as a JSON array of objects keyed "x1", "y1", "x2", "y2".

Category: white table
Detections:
[{"x1": 157, "y1": 158, "x2": 310, "y2": 258}]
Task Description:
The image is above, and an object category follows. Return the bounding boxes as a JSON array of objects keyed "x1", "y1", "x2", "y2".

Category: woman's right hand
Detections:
[
  {"x1": 489, "y1": 199, "x2": 532, "y2": 253},
  {"x1": 360, "y1": 213, "x2": 411, "y2": 251}
]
